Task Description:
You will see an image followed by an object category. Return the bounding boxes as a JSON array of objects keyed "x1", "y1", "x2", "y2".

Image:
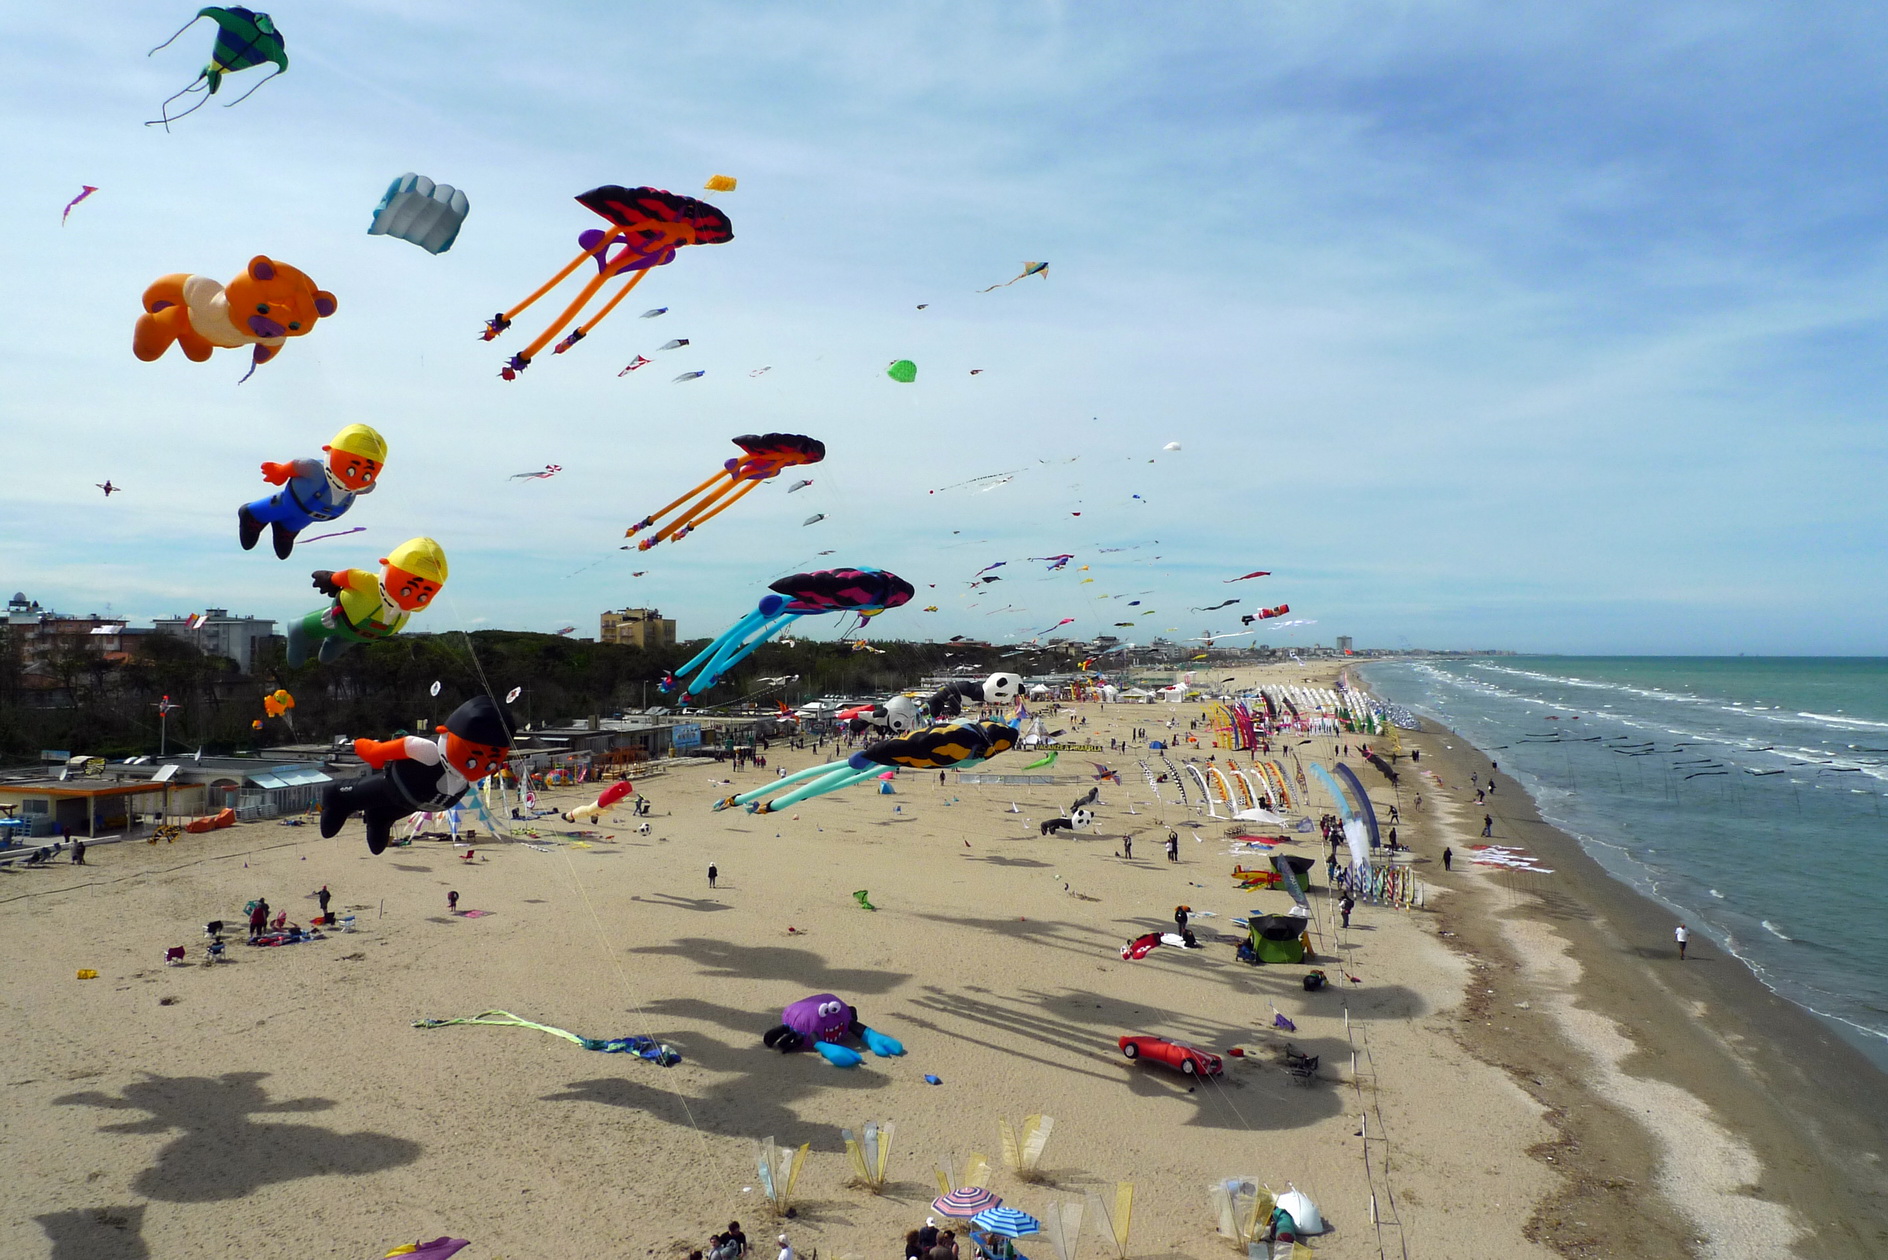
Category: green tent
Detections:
[{"x1": 1246, "y1": 913, "x2": 1310, "y2": 965}]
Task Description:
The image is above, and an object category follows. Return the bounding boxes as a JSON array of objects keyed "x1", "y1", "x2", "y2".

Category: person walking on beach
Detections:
[
  {"x1": 1676, "y1": 923, "x2": 1689, "y2": 960},
  {"x1": 1339, "y1": 895, "x2": 1354, "y2": 929},
  {"x1": 71, "y1": 839, "x2": 86, "y2": 865},
  {"x1": 708, "y1": 862, "x2": 718, "y2": 889},
  {"x1": 1482, "y1": 814, "x2": 1493, "y2": 838},
  {"x1": 1174, "y1": 904, "x2": 1190, "y2": 935},
  {"x1": 1443, "y1": 846, "x2": 1453, "y2": 871}
]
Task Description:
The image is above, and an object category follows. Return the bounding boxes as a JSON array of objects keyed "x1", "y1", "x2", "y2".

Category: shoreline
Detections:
[{"x1": 1389, "y1": 704, "x2": 1888, "y2": 1257}]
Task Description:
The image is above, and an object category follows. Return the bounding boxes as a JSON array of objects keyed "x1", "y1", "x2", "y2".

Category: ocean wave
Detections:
[
  {"x1": 1762, "y1": 920, "x2": 1794, "y2": 942},
  {"x1": 1795, "y1": 711, "x2": 1888, "y2": 732}
]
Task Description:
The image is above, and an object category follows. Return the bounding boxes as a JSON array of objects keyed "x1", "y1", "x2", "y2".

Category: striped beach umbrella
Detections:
[
  {"x1": 933, "y1": 1187, "x2": 1001, "y2": 1218},
  {"x1": 972, "y1": 1206, "x2": 1042, "y2": 1238}
]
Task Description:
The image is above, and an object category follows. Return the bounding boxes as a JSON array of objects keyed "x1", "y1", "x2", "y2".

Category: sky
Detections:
[{"x1": 4, "y1": 1, "x2": 1886, "y2": 656}]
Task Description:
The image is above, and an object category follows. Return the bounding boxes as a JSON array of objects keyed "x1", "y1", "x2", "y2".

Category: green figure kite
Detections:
[{"x1": 147, "y1": 7, "x2": 288, "y2": 129}]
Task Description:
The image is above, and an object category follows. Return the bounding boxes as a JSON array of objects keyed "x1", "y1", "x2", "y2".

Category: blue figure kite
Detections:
[{"x1": 238, "y1": 424, "x2": 387, "y2": 559}]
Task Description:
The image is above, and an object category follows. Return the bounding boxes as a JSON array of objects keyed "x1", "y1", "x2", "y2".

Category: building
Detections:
[
  {"x1": 3, "y1": 593, "x2": 150, "y2": 685},
  {"x1": 151, "y1": 608, "x2": 276, "y2": 674},
  {"x1": 1336, "y1": 636, "x2": 1354, "y2": 654},
  {"x1": 599, "y1": 607, "x2": 676, "y2": 649}
]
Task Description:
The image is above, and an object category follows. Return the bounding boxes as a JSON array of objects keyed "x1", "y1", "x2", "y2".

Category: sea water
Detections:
[{"x1": 1359, "y1": 657, "x2": 1888, "y2": 1071}]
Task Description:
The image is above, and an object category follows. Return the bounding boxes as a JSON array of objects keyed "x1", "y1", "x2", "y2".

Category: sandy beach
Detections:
[{"x1": 4, "y1": 660, "x2": 1883, "y2": 1259}]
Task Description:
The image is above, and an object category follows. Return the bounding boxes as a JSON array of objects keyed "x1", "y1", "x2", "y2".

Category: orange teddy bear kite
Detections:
[{"x1": 133, "y1": 255, "x2": 336, "y2": 376}]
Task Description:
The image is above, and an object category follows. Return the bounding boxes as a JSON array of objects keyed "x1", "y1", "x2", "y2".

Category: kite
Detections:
[
  {"x1": 1226, "y1": 571, "x2": 1271, "y2": 582},
  {"x1": 1038, "y1": 618, "x2": 1076, "y2": 635},
  {"x1": 62, "y1": 186, "x2": 97, "y2": 225},
  {"x1": 929, "y1": 471, "x2": 1020, "y2": 494},
  {"x1": 617, "y1": 356, "x2": 652, "y2": 375},
  {"x1": 923, "y1": 605, "x2": 938, "y2": 612},
  {"x1": 413, "y1": 1008, "x2": 679, "y2": 1064},
  {"x1": 97, "y1": 481, "x2": 121, "y2": 496},
  {"x1": 1033, "y1": 554, "x2": 1074, "y2": 570},
  {"x1": 1192, "y1": 599, "x2": 1239, "y2": 612},
  {"x1": 302, "y1": 525, "x2": 366, "y2": 544},
  {"x1": 509, "y1": 464, "x2": 561, "y2": 481},
  {"x1": 1021, "y1": 751, "x2": 1058, "y2": 770},
  {"x1": 368, "y1": 173, "x2": 469, "y2": 255},
  {"x1": 1163, "y1": 442, "x2": 1181, "y2": 451},
  {"x1": 238, "y1": 424, "x2": 384, "y2": 559},
  {"x1": 505, "y1": 686, "x2": 523, "y2": 704},
  {"x1": 852, "y1": 889, "x2": 878, "y2": 910},
  {"x1": 661, "y1": 568, "x2": 913, "y2": 702},
  {"x1": 134, "y1": 255, "x2": 336, "y2": 376},
  {"x1": 970, "y1": 369, "x2": 984, "y2": 375},
  {"x1": 146, "y1": 6, "x2": 288, "y2": 129},
  {"x1": 658, "y1": 338, "x2": 689, "y2": 350},
  {"x1": 640, "y1": 307, "x2": 667, "y2": 318},
  {"x1": 261, "y1": 688, "x2": 294, "y2": 729},
  {"x1": 556, "y1": 625, "x2": 576, "y2": 635},
  {"x1": 319, "y1": 696, "x2": 508, "y2": 854},
  {"x1": 786, "y1": 479, "x2": 813, "y2": 493},
  {"x1": 924, "y1": 673, "x2": 1021, "y2": 719},
  {"x1": 976, "y1": 562, "x2": 1008, "y2": 576},
  {"x1": 704, "y1": 174, "x2": 738, "y2": 192},
  {"x1": 483, "y1": 185, "x2": 731, "y2": 380},
  {"x1": 979, "y1": 261, "x2": 1048, "y2": 292},
  {"x1": 384, "y1": 1238, "x2": 472, "y2": 1260},
  {"x1": 716, "y1": 720, "x2": 1019, "y2": 815},
  {"x1": 1239, "y1": 605, "x2": 1291, "y2": 624},
  {"x1": 286, "y1": 537, "x2": 446, "y2": 667},
  {"x1": 564, "y1": 780, "x2": 634, "y2": 822},
  {"x1": 763, "y1": 994, "x2": 904, "y2": 1068},
  {"x1": 626, "y1": 434, "x2": 823, "y2": 550},
  {"x1": 1113, "y1": 622, "x2": 1133, "y2": 627},
  {"x1": 799, "y1": 513, "x2": 826, "y2": 527},
  {"x1": 672, "y1": 371, "x2": 705, "y2": 383},
  {"x1": 750, "y1": 367, "x2": 773, "y2": 376},
  {"x1": 887, "y1": 359, "x2": 917, "y2": 383}
]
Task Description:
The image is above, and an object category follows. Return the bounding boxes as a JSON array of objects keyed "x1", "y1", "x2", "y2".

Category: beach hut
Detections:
[{"x1": 1243, "y1": 913, "x2": 1311, "y2": 964}]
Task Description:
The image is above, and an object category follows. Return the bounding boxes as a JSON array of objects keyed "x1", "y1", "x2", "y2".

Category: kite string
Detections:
[{"x1": 435, "y1": 593, "x2": 731, "y2": 1194}]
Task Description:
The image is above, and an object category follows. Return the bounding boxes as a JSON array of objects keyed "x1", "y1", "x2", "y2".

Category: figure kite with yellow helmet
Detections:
[
  {"x1": 238, "y1": 423, "x2": 388, "y2": 559},
  {"x1": 286, "y1": 536, "x2": 446, "y2": 667}
]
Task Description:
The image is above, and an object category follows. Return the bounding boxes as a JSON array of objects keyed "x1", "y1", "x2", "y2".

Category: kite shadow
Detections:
[
  {"x1": 626, "y1": 938, "x2": 909, "y2": 994},
  {"x1": 545, "y1": 1024, "x2": 890, "y2": 1148},
  {"x1": 53, "y1": 1071, "x2": 421, "y2": 1202},
  {"x1": 632, "y1": 893, "x2": 734, "y2": 913},
  {"x1": 964, "y1": 855, "x2": 1053, "y2": 868},
  {"x1": 36, "y1": 1205, "x2": 149, "y2": 1260},
  {"x1": 899, "y1": 984, "x2": 1344, "y2": 1131}
]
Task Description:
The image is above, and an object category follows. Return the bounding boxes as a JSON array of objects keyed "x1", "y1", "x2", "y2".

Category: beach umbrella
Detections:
[
  {"x1": 972, "y1": 1206, "x2": 1042, "y2": 1238},
  {"x1": 933, "y1": 1187, "x2": 1001, "y2": 1218}
]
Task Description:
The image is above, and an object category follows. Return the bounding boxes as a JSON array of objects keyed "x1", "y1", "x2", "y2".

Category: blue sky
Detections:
[{"x1": 4, "y1": 1, "x2": 1885, "y2": 654}]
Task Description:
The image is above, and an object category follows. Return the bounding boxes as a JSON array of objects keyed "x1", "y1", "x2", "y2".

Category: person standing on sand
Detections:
[
  {"x1": 708, "y1": 862, "x2": 718, "y2": 889},
  {"x1": 776, "y1": 1235, "x2": 794, "y2": 1260},
  {"x1": 1676, "y1": 923, "x2": 1689, "y2": 960},
  {"x1": 248, "y1": 897, "x2": 269, "y2": 942},
  {"x1": 1339, "y1": 895, "x2": 1354, "y2": 929},
  {"x1": 1122, "y1": 834, "x2": 1132, "y2": 859},
  {"x1": 1443, "y1": 846, "x2": 1453, "y2": 871},
  {"x1": 1166, "y1": 830, "x2": 1179, "y2": 862},
  {"x1": 1174, "y1": 904, "x2": 1190, "y2": 935},
  {"x1": 71, "y1": 839, "x2": 86, "y2": 865},
  {"x1": 447, "y1": 890, "x2": 459, "y2": 912},
  {"x1": 317, "y1": 884, "x2": 331, "y2": 921},
  {"x1": 1482, "y1": 814, "x2": 1493, "y2": 837}
]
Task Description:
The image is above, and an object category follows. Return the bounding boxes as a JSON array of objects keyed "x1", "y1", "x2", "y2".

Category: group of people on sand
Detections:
[{"x1": 905, "y1": 1219, "x2": 963, "y2": 1260}]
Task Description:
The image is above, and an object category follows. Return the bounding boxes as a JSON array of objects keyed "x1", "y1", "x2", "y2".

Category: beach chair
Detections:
[
  {"x1": 338, "y1": 914, "x2": 357, "y2": 933},
  {"x1": 164, "y1": 946, "x2": 187, "y2": 966},
  {"x1": 204, "y1": 940, "x2": 227, "y2": 964}
]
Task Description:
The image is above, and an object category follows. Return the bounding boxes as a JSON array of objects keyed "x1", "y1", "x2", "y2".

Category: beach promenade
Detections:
[{"x1": 2, "y1": 661, "x2": 1881, "y2": 1259}]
